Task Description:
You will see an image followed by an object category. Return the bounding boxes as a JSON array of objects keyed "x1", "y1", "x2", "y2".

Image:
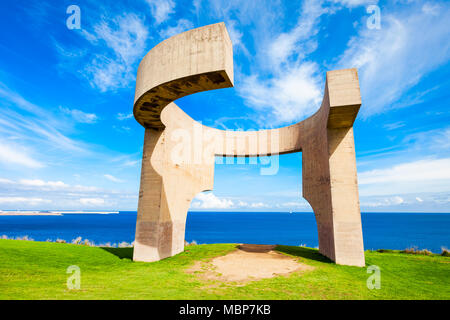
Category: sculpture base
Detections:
[{"x1": 133, "y1": 221, "x2": 186, "y2": 262}]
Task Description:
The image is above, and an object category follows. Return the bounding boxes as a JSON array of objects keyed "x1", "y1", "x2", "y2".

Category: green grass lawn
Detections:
[{"x1": 0, "y1": 239, "x2": 448, "y2": 300}]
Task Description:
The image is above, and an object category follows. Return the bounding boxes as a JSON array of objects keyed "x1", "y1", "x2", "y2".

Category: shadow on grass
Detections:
[
  {"x1": 100, "y1": 244, "x2": 333, "y2": 264},
  {"x1": 275, "y1": 245, "x2": 333, "y2": 264},
  {"x1": 101, "y1": 247, "x2": 134, "y2": 260}
]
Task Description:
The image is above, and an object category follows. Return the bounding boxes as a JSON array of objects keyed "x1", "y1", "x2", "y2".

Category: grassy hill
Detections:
[{"x1": 0, "y1": 239, "x2": 448, "y2": 300}]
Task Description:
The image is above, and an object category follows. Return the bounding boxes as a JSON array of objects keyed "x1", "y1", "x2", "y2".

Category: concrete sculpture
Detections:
[{"x1": 132, "y1": 23, "x2": 365, "y2": 267}]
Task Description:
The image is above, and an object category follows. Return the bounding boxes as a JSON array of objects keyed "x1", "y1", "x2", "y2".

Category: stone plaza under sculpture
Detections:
[{"x1": 132, "y1": 23, "x2": 365, "y2": 267}]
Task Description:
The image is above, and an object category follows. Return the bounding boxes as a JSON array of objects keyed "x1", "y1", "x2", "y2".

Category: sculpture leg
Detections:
[
  {"x1": 302, "y1": 134, "x2": 337, "y2": 262},
  {"x1": 303, "y1": 126, "x2": 365, "y2": 267},
  {"x1": 133, "y1": 128, "x2": 187, "y2": 262},
  {"x1": 327, "y1": 126, "x2": 365, "y2": 266},
  {"x1": 132, "y1": 106, "x2": 217, "y2": 263}
]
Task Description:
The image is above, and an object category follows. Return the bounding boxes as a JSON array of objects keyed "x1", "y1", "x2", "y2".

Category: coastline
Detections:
[
  {"x1": 50, "y1": 211, "x2": 119, "y2": 215},
  {"x1": 0, "y1": 212, "x2": 62, "y2": 216},
  {"x1": 0, "y1": 211, "x2": 119, "y2": 216}
]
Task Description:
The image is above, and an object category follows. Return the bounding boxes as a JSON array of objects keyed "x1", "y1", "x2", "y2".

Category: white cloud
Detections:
[
  {"x1": 116, "y1": 113, "x2": 133, "y2": 121},
  {"x1": 72, "y1": 13, "x2": 149, "y2": 92},
  {"x1": 383, "y1": 121, "x2": 405, "y2": 131},
  {"x1": 0, "y1": 177, "x2": 99, "y2": 193},
  {"x1": 362, "y1": 196, "x2": 405, "y2": 207},
  {"x1": 330, "y1": 0, "x2": 377, "y2": 7},
  {"x1": 123, "y1": 160, "x2": 140, "y2": 167},
  {"x1": 278, "y1": 201, "x2": 310, "y2": 208},
  {"x1": 337, "y1": 3, "x2": 450, "y2": 116},
  {"x1": 241, "y1": 62, "x2": 322, "y2": 125},
  {"x1": 360, "y1": 193, "x2": 450, "y2": 210},
  {"x1": 237, "y1": 200, "x2": 248, "y2": 207},
  {"x1": 0, "y1": 197, "x2": 51, "y2": 204},
  {"x1": 112, "y1": 125, "x2": 132, "y2": 134},
  {"x1": 359, "y1": 158, "x2": 450, "y2": 196},
  {"x1": 234, "y1": 200, "x2": 272, "y2": 209},
  {"x1": 392, "y1": 196, "x2": 404, "y2": 205},
  {"x1": 359, "y1": 158, "x2": 450, "y2": 185},
  {"x1": 72, "y1": 185, "x2": 100, "y2": 192},
  {"x1": 0, "y1": 85, "x2": 86, "y2": 153},
  {"x1": 0, "y1": 176, "x2": 134, "y2": 210},
  {"x1": 103, "y1": 174, "x2": 124, "y2": 183},
  {"x1": 192, "y1": 0, "x2": 202, "y2": 16},
  {"x1": 267, "y1": 1, "x2": 324, "y2": 68},
  {"x1": 84, "y1": 57, "x2": 129, "y2": 92},
  {"x1": 79, "y1": 198, "x2": 105, "y2": 206},
  {"x1": 91, "y1": 14, "x2": 149, "y2": 65},
  {"x1": 191, "y1": 192, "x2": 234, "y2": 209},
  {"x1": 159, "y1": 19, "x2": 193, "y2": 39},
  {"x1": 19, "y1": 179, "x2": 68, "y2": 188},
  {"x1": 422, "y1": 2, "x2": 441, "y2": 15},
  {"x1": 239, "y1": 0, "x2": 326, "y2": 125},
  {"x1": 0, "y1": 142, "x2": 43, "y2": 168},
  {"x1": 60, "y1": 106, "x2": 98, "y2": 124},
  {"x1": 401, "y1": 127, "x2": 450, "y2": 155},
  {"x1": 224, "y1": 19, "x2": 249, "y2": 55},
  {"x1": 146, "y1": 0, "x2": 176, "y2": 24},
  {"x1": 0, "y1": 178, "x2": 14, "y2": 184},
  {"x1": 249, "y1": 202, "x2": 269, "y2": 208}
]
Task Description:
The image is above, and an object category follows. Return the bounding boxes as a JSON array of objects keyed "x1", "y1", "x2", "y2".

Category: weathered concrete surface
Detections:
[{"x1": 132, "y1": 22, "x2": 365, "y2": 267}]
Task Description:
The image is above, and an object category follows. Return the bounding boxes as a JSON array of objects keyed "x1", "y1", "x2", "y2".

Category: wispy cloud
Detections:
[
  {"x1": 146, "y1": 0, "x2": 176, "y2": 24},
  {"x1": 361, "y1": 196, "x2": 405, "y2": 208},
  {"x1": 277, "y1": 201, "x2": 311, "y2": 208},
  {"x1": 236, "y1": 200, "x2": 270, "y2": 209},
  {"x1": 240, "y1": 62, "x2": 322, "y2": 125},
  {"x1": 116, "y1": 112, "x2": 133, "y2": 121},
  {"x1": 191, "y1": 192, "x2": 274, "y2": 210},
  {"x1": 79, "y1": 198, "x2": 105, "y2": 206},
  {"x1": 0, "y1": 142, "x2": 43, "y2": 168},
  {"x1": 56, "y1": 13, "x2": 149, "y2": 92},
  {"x1": 0, "y1": 197, "x2": 51, "y2": 204},
  {"x1": 0, "y1": 84, "x2": 88, "y2": 154},
  {"x1": 359, "y1": 158, "x2": 450, "y2": 196},
  {"x1": 60, "y1": 106, "x2": 98, "y2": 124},
  {"x1": 88, "y1": 14, "x2": 148, "y2": 65},
  {"x1": 359, "y1": 158, "x2": 450, "y2": 185},
  {"x1": 223, "y1": 19, "x2": 245, "y2": 53},
  {"x1": 159, "y1": 19, "x2": 193, "y2": 39},
  {"x1": 266, "y1": 0, "x2": 325, "y2": 68},
  {"x1": 191, "y1": 192, "x2": 234, "y2": 209},
  {"x1": 0, "y1": 177, "x2": 97, "y2": 192},
  {"x1": 330, "y1": 0, "x2": 377, "y2": 8},
  {"x1": 337, "y1": 2, "x2": 450, "y2": 116},
  {"x1": 401, "y1": 127, "x2": 450, "y2": 156},
  {"x1": 103, "y1": 174, "x2": 124, "y2": 183},
  {"x1": 238, "y1": 0, "x2": 327, "y2": 125},
  {"x1": 383, "y1": 121, "x2": 405, "y2": 131},
  {"x1": 19, "y1": 179, "x2": 68, "y2": 188},
  {"x1": 83, "y1": 13, "x2": 149, "y2": 92},
  {"x1": 122, "y1": 160, "x2": 140, "y2": 167},
  {"x1": 0, "y1": 176, "x2": 135, "y2": 210}
]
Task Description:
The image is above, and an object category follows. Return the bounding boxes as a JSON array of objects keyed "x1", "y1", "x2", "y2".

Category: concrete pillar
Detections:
[{"x1": 133, "y1": 128, "x2": 185, "y2": 262}]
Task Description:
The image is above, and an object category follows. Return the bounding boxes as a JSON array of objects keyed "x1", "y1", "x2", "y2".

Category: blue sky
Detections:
[{"x1": 0, "y1": 0, "x2": 449, "y2": 212}]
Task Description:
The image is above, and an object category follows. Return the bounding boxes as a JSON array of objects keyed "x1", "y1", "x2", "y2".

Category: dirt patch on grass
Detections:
[{"x1": 187, "y1": 244, "x2": 314, "y2": 282}]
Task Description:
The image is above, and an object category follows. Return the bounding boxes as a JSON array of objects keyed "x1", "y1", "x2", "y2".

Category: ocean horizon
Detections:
[{"x1": 0, "y1": 211, "x2": 449, "y2": 253}]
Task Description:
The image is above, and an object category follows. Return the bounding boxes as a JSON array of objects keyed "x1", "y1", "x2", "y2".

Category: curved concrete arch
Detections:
[{"x1": 132, "y1": 22, "x2": 365, "y2": 266}]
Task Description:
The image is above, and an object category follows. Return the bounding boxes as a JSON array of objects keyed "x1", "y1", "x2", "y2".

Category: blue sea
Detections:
[{"x1": 0, "y1": 211, "x2": 449, "y2": 253}]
